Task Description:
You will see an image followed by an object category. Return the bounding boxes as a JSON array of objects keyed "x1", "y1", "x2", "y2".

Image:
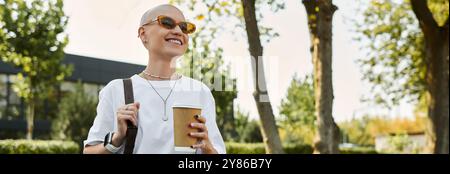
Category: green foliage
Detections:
[
  {"x1": 0, "y1": 0, "x2": 72, "y2": 138},
  {"x1": 355, "y1": 0, "x2": 425, "y2": 107},
  {"x1": 51, "y1": 81, "x2": 98, "y2": 144},
  {"x1": 225, "y1": 142, "x2": 313, "y2": 154},
  {"x1": 226, "y1": 142, "x2": 266, "y2": 154},
  {"x1": 225, "y1": 142, "x2": 376, "y2": 154},
  {"x1": 0, "y1": 139, "x2": 79, "y2": 154},
  {"x1": 278, "y1": 75, "x2": 316, "y2": 144},
  {"x1": 0, "y1": 0, "x2": 72, "y2": 102},
  {"x1": 233, "y1": 108, "x2": 263, "y2": 143},
  {"x1": 427, "y1": 0, "x2": 449, "y2": 26},
  {"x1": 339, "y1": 146, "x2": 378, "y2": 154},
  {"x1": 339, "y1": 116, "x2": 374, "y2": 146},
  {"x1": 339, "y1": 115, "x2": 427, "y2": 146},
  {"x1": 171, "y1": 0, "x2": 284, "y2": 48},
  {"x1": 378, "y1": 132, "x2": 424, "y2": 154},
  {"x1": 386, "y1": 132, "x2": 412, "y2": 153},
  {"x1": 355, "y1": 0, "x2": 448, "y2": 107}
]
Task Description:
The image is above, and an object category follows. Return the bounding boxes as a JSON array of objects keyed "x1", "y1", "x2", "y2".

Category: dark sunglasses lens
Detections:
[
  {"x1": 160, "y1": 17, "x2": 176, "y2": 29},
  {"x1": 179, "y1": 22, "x2": 196, "y2": 34},
  {"x1": 179, "y1": 23, "x2": 188, "y2": 33}
]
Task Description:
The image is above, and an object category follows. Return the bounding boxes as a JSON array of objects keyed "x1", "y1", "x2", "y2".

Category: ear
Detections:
[{"x1": 138, "y1": 27, "x2": 145, "y2": 40}]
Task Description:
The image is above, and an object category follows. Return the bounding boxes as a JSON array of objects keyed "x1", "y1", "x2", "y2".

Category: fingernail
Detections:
[
  {"x1": 190, "y1": 123, "x2": 194, "y2": 127},
  {"x1": 190, "y1": 145, "x2": 194, "y2": 148},
  {"x1": 194, "y1": 115, "x2": 199, "y2": 119},
  {"x1": 188, "y1": 133, "x2": 191, "y2": 136}
]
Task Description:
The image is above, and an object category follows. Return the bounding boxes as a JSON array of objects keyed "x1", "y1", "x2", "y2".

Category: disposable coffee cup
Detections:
[{"x1": 172, "y1": 105, "x2": 201, "y2": 153}]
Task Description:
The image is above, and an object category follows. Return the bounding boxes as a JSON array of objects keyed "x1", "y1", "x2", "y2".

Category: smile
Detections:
[{"x1": 165, "y1": 38, "x2": 182, "y2": 45}]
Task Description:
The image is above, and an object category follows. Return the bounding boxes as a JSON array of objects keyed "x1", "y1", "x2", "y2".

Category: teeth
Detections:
[{"x1": 167, "y1": 39, "x2": 182, "y2": 45}]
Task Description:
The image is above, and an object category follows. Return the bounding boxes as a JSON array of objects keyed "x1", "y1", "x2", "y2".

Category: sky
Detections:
[{"x1": 63, "y1": 0, "x2": 416, "y2": 122}]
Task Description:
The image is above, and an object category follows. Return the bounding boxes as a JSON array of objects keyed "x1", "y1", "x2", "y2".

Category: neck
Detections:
[{"x1": 143, "y1": 52, "x2": 178, "y2": 80}]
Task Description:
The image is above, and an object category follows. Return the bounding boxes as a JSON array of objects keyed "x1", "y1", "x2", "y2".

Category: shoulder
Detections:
[
  {"x1": 99, "y1": 78, "x2": 124, "y2": 97},
  {"x1": 181, "y1": 76, "x2": 215, "y2": 106},
  {"x1": 181, "y1": 76, "x2": 212, "y2": 94}
]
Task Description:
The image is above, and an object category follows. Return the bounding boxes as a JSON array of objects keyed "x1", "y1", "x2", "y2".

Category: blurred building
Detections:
[{"x1": 0, "y1": 54, "x2": 145, "y2": 138}]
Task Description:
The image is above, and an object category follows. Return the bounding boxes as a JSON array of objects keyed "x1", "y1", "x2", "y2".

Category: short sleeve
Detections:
[
  {"x1": 83, "y1": 81, "x2": 117, "y2": 147},
  {"x1": 201, "y1": 85, "x2": 226, "y2": 154}
]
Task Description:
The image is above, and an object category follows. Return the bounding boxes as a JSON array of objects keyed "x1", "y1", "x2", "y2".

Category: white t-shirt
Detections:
[{"x1": 84, "y1": 74, "x2": 226, "y2": 154}]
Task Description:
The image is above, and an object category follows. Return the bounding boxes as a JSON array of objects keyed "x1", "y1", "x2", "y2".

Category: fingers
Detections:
[
  {"x1": 118, "y1": 107, "x2": 138, "y2": 120},
  {"x1": 189, "y1": 132, "x2": 208, "y2": 139},
  {"x1": 190, "y1": 122, "x2": 206, "y2": 132},
  {"x1": 191, "y1": 141, "x2": 217, "y2": 154},
  {"x1": 194, "y1": 114, "x2": 206, "y2": 123},
  {"x1": 117, "y1": 103, "x2": 140, "y2": 126},
  {"x1": 191, "y1": 142, "x2": 206, "y2": 149},
  {"x1": 123, "y1": 103, "x2": 139, "y2": 112},
  {"x1": 119, "y1": 102, "x2": 139, "y2": 116},
  {"x1": 118, "y1": 114, "x2": 137, "y2": 126},
  {"x1": 190, "y1": 115, "x2": 208, "y2": 138},
  {"x1": 118, "y1": 110, "x2": 136, "y2": 116}
]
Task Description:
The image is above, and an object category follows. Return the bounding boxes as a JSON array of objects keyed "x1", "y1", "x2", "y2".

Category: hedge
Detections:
[
  {"x1": 0, "y1": 139, "x2": 80, "y2": 154},
  {"x1": 339, "y1": 146, "x2": 378, "y2": 154},
  {"x1": 225, "y1": 142, "x2": 313, "y2": 154},
  {"x1": 0, "y1": 140, "x2": 375, "y2": 154},
  {"x1": 226, "y1": 142, "x2": 377, "y2": 154}
]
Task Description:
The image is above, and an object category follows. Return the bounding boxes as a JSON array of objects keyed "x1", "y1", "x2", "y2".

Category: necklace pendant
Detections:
[{"x1": 162, "y1": 103, "x2": 168, "y2": 121}]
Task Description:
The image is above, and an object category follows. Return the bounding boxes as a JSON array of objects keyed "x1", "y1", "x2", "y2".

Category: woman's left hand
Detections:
[{"x1": 188, "y1": 115, "x2": 218, "y2": 154}]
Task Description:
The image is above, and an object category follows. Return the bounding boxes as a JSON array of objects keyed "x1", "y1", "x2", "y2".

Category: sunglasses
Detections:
[{"x1": 141, "y1": 15, "x2": 196, "y2": 34}]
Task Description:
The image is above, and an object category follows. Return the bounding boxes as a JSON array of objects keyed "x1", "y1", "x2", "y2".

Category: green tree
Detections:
[
  {"x1": 0, "y1": 0, "x2": 72, "y2": 139},
  {"x1": 278, "y1": 75, "x2": 316, "y2": 144},
  {"x1": 52, "y1": 82, "x2": 97, "y2": 145},
  {"x1": 356, "y1": 0, "x2": 448, "y2": 153},
  {"x1": 234, "y1": 107, "x2": 263, "y2": 143},
  {"x1": 339, "y1": 116, "x2": 374, "y2": 146},
  {"x1": 302, "y1": 0, "x2": 340, "y2": 154}
]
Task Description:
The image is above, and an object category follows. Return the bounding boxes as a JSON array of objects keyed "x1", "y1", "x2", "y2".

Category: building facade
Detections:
[{"x1": 0, "y1": 54, "x2": 145, "y2": 138}]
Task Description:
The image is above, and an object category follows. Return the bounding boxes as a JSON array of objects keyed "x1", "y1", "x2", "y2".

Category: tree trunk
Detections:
[
  {"x1": 26, "y1": 98, "x2": 35, "y2": 140},
  {"x1": 241, "y1": 0, "x2": 284, "y2": 154},
  {"x1": 411, "y1": 0, "x2": 449, "y2": 154},
  {"x1": 302, "y1": 0, "x2": 340, "y2": 154}
]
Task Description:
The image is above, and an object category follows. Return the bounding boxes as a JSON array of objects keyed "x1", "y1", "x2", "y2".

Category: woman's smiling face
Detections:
[{"x1": 138, "y1": 6, "x2": 189, "y2": 59}]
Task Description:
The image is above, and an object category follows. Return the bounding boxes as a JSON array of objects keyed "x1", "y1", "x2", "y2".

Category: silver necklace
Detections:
[
  {"x1": 142, "y1": 72, "x2": 180, "y2": 121},
  {"x1": 142, "y1": 70, "x2": 178, "y2": 80}
]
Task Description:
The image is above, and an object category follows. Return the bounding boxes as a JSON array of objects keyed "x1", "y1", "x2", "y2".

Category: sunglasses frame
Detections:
[{"x1": 141, "y1": 15, "x2": 196, "y2": 34}]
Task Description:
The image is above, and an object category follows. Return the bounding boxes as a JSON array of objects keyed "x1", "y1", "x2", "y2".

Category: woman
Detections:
[{"x1": 83, "y1": 4, "x2": 225, "y2": 154}]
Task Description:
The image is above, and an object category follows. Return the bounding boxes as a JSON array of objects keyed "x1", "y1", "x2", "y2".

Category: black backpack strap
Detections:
[{"x1": 123, "y1": 78, "x2": 137, "y2": 154}]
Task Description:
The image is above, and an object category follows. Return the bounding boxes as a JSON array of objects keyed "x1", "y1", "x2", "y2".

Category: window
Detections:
[{"x1": 0, "y1": 74, "x2": 7, "y2": 119}]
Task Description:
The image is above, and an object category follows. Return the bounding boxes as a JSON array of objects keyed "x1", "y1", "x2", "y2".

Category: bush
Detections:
[
  {"x1": 283, "y1": 143, "x2": 314, "y2": 154},
  {"x1": 52, "y1": 81, "x2": 97, "y2": 143},
  {"x1": 339, "y1": 146, "x2": 378, "y2": 154},
  {"x1": 225, "y1": 142, "x2": 313, "y2": 154},
  {"x1": 0, "y1": 139, "x2": 79, "y2": 154}
]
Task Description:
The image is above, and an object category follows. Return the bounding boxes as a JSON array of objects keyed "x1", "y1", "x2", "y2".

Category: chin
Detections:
[{"x1": 163, "y1": 49, "x2": 185, "y2": 59}]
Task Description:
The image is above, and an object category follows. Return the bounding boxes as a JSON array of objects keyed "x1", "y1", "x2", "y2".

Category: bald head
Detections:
[{"x1": 139, "y1": 4, "x2": 185, "y2": 27}]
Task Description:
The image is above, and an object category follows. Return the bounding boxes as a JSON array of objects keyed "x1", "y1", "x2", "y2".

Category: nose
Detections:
[{"x1": 171, "y1": 25, "x2": 184, "y2": 36}]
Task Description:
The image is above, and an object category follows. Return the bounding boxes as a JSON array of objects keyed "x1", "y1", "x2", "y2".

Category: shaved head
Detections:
[
  {"x1": 139, "y1": 4, "x2": 185, "y2": 27},
  {"x1": 137, "y1": 4, "x2": 189, "y2": 60}
]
